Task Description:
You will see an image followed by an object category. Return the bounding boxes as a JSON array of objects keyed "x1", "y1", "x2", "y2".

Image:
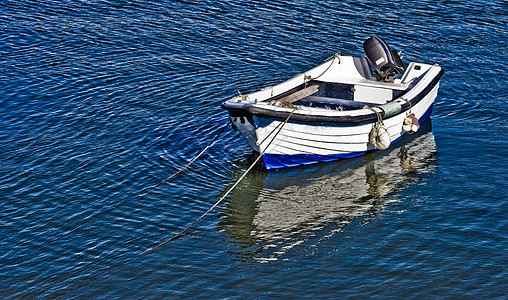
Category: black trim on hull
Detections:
[{"x1": 222, "y1": 68, "x2": 444, "y2": 124}]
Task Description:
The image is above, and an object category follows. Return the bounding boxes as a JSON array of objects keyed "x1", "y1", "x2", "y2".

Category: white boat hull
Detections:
[
  {"x1": 223, "y1": 39, "x2": 443, "y2": 171},
  {"x1": 230, "y1": 82, "x2": 439, "y2": 170}
]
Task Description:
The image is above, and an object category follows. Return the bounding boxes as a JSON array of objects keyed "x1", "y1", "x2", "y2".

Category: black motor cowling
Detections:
[{"x1": 363, "y1": 36, "x2": 406, "y2": 82}]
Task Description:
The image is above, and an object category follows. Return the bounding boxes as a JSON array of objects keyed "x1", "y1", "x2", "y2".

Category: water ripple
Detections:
[{"x1": 1, "y1": 0, "x2": 507, "y2": 298}]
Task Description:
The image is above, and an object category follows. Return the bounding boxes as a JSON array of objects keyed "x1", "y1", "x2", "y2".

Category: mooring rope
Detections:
[
  {"x1": 401, "y1": 97, "x2": 412, "y2": 114},
  {"x1": 56, "y1": 110, "x2": 295, "y2": 298},
  {"x1": 304, "y1": 53, "x2": 340, "y2": 87},
  {"x1": 368, "y1": 107, "x2": 383, "y2": 124},
  {"x1": 140, "y1": 108, "x2": 296, "y2": 255},
  {"x1": 50, "y1": 119, "x2": 231, "y2": 245}
]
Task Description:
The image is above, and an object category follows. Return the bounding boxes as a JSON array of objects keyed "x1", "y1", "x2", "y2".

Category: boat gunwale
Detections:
[{"x1": 222, "y1": 67, "x2": 444, "y2": 124}]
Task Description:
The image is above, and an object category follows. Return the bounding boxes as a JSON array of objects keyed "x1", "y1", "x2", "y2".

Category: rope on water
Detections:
[
  {"x1": 138, "y1": 119, "x2": 232, "y2": 197},
  {"x1": 140, "y1": 108, "x2": 296, "y2": 255},
  {"x1": 50, "y1": 119, "x2": 231, "y2": 245},
  {"x1": 56, "y1": 110, "x2": 295, "y2": 299}
]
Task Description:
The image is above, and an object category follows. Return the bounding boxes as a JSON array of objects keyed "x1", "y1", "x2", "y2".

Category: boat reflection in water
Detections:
[{"x1": 219, "y1": 120, "x2": 437, "y2": 262}]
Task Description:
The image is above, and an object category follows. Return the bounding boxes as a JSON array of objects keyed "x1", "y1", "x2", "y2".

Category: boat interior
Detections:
[
  {"x1": 262, "y1": 36, "x2": 426, "y2": 111},
  {"x1": 264, "y1": 78, "x2": 412, "y2": 111}
]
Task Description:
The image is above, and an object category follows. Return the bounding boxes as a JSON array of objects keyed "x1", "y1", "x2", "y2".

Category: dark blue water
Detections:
[{"x1": 1, "y1": 1, "x2": 507, "y2": 298}]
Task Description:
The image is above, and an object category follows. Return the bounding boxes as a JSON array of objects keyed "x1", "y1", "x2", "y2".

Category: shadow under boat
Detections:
[{"x1": 218, "y1": 120, "x2": 437, "y2": 262}]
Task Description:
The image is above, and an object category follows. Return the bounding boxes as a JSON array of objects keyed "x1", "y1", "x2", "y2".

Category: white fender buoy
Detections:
[
  {"x1": 402, "y1": 113, "x2": 420, "y2": 133},
  {"x1": 370, "y1": 124, "x2": 391, "y2": 150},
  {"x1": 402, "y1": 116, "x2": 412, "y2": 132}
]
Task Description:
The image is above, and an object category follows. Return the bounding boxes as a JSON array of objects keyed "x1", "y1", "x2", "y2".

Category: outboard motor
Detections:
[{"x1": 363, "y1": 36, "x2": 406, "y2": 82}]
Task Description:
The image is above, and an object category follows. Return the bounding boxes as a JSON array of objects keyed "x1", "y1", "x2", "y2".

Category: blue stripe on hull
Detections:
[
  {"x1": 262, "y1": 104, "x2": 434, "y2": 171},
  {"x1": 263, "y1": 151, "x2": 368, "y2": 171}
]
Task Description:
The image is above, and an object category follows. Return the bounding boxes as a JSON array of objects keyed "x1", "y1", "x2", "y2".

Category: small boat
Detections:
[{"x1": 221, "y1": 36, "x2": 444, "y2": 171}]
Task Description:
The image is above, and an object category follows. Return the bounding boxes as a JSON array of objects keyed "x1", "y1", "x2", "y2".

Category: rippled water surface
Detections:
[{"x1": 1, "y1": 0, "x2": 507, "y2": 298}]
